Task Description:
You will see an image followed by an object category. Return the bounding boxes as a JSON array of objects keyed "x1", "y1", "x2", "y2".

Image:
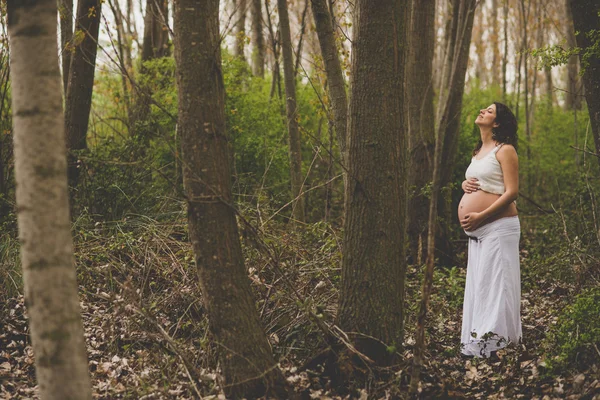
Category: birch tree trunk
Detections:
[
  {"x1": 7, "y1": 1, "x2": 92, "y2": 398},
  {"x1": 337, "y1": 0, "x2": 409, "y2": 364},
  {"x1": 277, "y1": 0, "x2": 305, "y2": 222},
  {"x1": 406, "y1": 0, "x2": 435, "y2": 265},
  {"x1": 64, "y1": 0, "x2": 102, "y2": 188},
  {"x1": 173, "y1": 1, "x2": 289, "y2": 397}
]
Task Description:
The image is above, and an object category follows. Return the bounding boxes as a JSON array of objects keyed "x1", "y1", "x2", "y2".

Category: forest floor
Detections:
[{"x1": 1, "y1": 217, "x2": 599, "y2": 399}]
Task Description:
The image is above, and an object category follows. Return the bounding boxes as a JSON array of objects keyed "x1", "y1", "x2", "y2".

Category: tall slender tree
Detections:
[
  {"x1": 6, "y1": 0, "x2": 93, "y2": 398},
  {"x1": 251, "y1": 0, "x2": 265, "y2": 76},
  {"x1": 234, "y1": 0, "x2": 248, "y2": 59},
  {"x1": 58, "y1": 0, "x2": 74, "y2": 94},
  {"x1": 436, "y1": 0, "x2": 478, "y2": 266},
  {"x1": 173, "y1": 0, "x2": 289, "y2": 397},
  {"x1": 406, "y1": 0, "x2": 435, "y2": 264},
  {"x1": 277, "y1": 0, "x2": 305, "y2": 222},
  {"x1": 64, "y1": 0, "x2": 102, "y2": 188},
  {"x1": 310, "y1": 0, "x2": 348, "y2": 180},
  {"x1": 337, "y1": 0, "x2": 409, "y2": 364},
  {"x1": 568, "y1": 0, "x2": 600, "y2": 167},
  {"x1": 564, "y1": 0, "x2": 582, "y2": 111}
]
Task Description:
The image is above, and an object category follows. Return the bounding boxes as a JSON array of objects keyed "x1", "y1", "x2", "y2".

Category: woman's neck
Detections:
[{"x1": 479, "y1": 127, "x2": 495, "y2": 146}]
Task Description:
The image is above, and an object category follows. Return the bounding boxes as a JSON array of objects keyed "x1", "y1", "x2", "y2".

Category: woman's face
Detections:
[{"x1": 475, "y1": 104, "x2": 498, "y2": 128}]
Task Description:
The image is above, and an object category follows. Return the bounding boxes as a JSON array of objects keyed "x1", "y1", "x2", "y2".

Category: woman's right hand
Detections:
[{"x1": 462, "y1": 178, "x2": 479, "y2": 193}]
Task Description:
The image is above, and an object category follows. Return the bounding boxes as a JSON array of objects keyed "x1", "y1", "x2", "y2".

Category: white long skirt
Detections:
[{"x1": 461, "y1": 216, "x2": 522, "y2": 357}]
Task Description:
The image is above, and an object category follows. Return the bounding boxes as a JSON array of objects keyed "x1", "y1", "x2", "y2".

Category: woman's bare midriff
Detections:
[{"x1": 458, "y1": 190, "x2": 518, "y2": 227}]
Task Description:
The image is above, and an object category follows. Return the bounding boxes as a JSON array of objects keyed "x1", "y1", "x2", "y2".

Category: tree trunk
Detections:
[
  {"x1": 173, "y1": 1, "x2": 289, "y2": 397},
  {"x1": 568, "y1": 0, "x2": 600, "y2": 166},
  {"x1": 64, "y1": 0, "x2": 102, "y2": 188},
  {"x1": 310, "y1": 0, "x2": 348, "y2": 181},
  {"x1": 293, "y1": 0, "x2": 310, "y2": 77},
  {"x1": 490, "y1": 0, "x2": 501, "y2": 87},
  {"x1": 564, "y1": 0, "x2": 582, "y2": 111},
  {"x1": 6, "y1": 1, "x2": 93, "y2": 398},
  {"x1": 277, "y1": 0, "x2": 305, "y2": 222},
  {"x1": 502, "y1": 0, "x2": 508, "y2": 100},
  {"x1": 142, "y1": 0, "x2": 170, "y2": 61},
  {"x1": 406, "y1": 0, "x2": 435, "y2": 265},
  {"x1": 58, "y1": 0, "x2": 73, "y2": 95},
  {"x1": 234, "y1": 0, "x2": 247, "y2": 59},
  {"x1": 251, "y1": 0, "x2": 265, "y2": 76},
  {"x1": 436, "y1": 0, "x2": 478, "y2": 267},
  {"x1": 337, "y1": 0, "x2": 408, "y2": 364},
  {"x1": 131, "y1": 0, "x2": 170, "y2": 137}
]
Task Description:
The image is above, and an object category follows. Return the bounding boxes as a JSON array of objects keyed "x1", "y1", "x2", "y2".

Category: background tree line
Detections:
[{"x1": 1, "y1": 0, "x2": 599, "y2": 398}]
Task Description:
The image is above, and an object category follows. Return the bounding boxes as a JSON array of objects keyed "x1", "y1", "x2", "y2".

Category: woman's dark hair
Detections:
[{"x1": 473, "y1": 101, "x2": 518, "y2": 156}]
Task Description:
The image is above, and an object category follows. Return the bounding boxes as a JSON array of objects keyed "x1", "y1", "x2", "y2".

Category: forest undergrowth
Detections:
[{"x1": 1, "y1": 196, "x2": 599, "y2": 399}]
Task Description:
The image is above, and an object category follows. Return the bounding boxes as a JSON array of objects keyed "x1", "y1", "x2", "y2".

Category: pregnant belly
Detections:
[{"x1": 458, "y1": 190, "x2": 517, "y2": 222}]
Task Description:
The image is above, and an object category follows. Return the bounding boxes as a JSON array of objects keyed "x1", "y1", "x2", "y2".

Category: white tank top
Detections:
[{"x1": 465, "y1": 144, "x2": 505, "y2": 195}]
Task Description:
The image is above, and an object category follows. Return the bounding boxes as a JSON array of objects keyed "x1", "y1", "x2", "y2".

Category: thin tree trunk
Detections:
[
  {"x1": 491, "y1": 0, "x2": 501, "y2": 86},
  {"x1": 310, "y1": 0, "x2": 348, "y2": 181},
  {"x1": 58, "y1": 0, "x2": 74, "y2": 95},
  {"x1": 142, "y1": 0, "x2": 170, "y2": 60},
  {"x1": 564, "y1": 0, "x2": 582, "y2": 111},
  {"x1": 173, "y1": 1, "x2": 290, "y2": 397},
  {"x1": 436, "y1": 0, "x2": 478, "y2": 267},
  {"x1": 6, "y1": 1, "x2": 93, "y2": 398},
  {"x1": 406, "y1": 0, "x2": 435, "y2": 265},
  {"x1": 568, "y1": 0, "x2": 600, "y2": 167},
  {"x1": 235, "y1": 0, "x2": 248, "y2": 59},
  {"x1": 64, "y1": 0, "x2": 102, "y2": 188},
  {"x1": 502, "y1": 0, "x2": 508, "y2": 100},
  {"x1": 107, "y1": 0, "x2": 132, "y2": 121},
  {"x1": 251, "y1": 0, "x2": 265, "y2": 76},
  {"x1": 277, "y1": 0, "x2": 305, "y2": 222},
  {"x1": 337, "y1": 0, "x2": 408, "y2": 364},
  {"x1": 294, "y1": 0, "x2": 310, "y2": 77}
]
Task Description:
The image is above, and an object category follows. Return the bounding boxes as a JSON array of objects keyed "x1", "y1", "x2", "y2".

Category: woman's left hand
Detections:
[{"x1": 461, "y1": 212, "x2": 484, "y2": 231}]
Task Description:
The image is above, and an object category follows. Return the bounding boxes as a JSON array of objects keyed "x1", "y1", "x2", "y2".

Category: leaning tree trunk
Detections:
[
  {"x1": 310, "y1": 0, "x2": 348, "y2": 183},
  {"x1": 64, "y1": 0, "x2": 102, "y2": 188},
  {"x1": 568, "y1": 0, "x2": 600, "y2": 167},
  {"x1": 277, "y1": 0, "x2": 305, "y2": 222},
  {"x1": 173, "y1": 1, "x2": 289, "y2": 397},
  {"x1": 436, "y1": 0, "x2": 477, "y2": 267},
  {"x1": 406, "y1": 0, "x2": 435, "y2": 265},
  {"x1": 337, "y1": 0, "x2": 409, "y2": 364},
  {"x1": 6, "y1": 1, "x2": 93, "y2": 398},
  {"x1": 251, "y1": 0, "x2": 265, "y2": 76},
  {"x1": 58, "y1": 0, "x2": 73, "y2": 94}
]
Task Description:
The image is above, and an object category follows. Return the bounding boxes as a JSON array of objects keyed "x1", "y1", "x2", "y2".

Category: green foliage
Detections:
[{"x1": 544, "y1": 286, "x2": 600, "y2": 372}]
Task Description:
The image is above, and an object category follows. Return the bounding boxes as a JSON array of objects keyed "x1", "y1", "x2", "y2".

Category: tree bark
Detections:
[
  {"x1": 6, "y1": 1, "x2": 93, "y2": 398},
  {"x1": 234, "y1": 0, "x2": 248, "y2": 59},
  {"x1": 64, "y1": 0, "x2": 102, "y2": 188},
  {"x1": 568, "y1": 0, "x2": 600, "y2": 166},
  {"x1": 142, "y1": 0, "x2": 170, "y2": 61},
  {"x1": 251, "y1": 0, "x2": 265, "y2": 76},
  {"x1": 310, "y1": 0, "x2": 348, "y2": 181},
  {"x1": 406, "y1": 0, "x2": 435, "y2": 265},
  {"x1": 337, "y1": 0, "x2": 408, "y2": 364},
  {"x1": 173, "y1": 1, "x2": 289, "y2": 397},
  {"x1": 436, "y1": 0, "x2": 478, "y2": 267},
  {"x1": 58, "y1": 0, "x2": 73, "y2": 95},
  {"x1": 277, "y1": 0, "x2": 305, "y2": 222},
  {"x1": 564, "y1": 0, "x2": 582, "y2": 111}
]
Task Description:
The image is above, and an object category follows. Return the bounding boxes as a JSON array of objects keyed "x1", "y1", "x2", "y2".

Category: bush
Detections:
[{"x1": 544, "y1": 286, "x2": 600, "y2": 372}]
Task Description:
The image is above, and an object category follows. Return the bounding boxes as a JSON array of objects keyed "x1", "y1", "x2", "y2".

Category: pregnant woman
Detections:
[{"x1": 458, "y1": 102, "x2": 521, "y2": 358}]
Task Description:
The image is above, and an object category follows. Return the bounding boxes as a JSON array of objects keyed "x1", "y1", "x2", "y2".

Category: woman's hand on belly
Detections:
[
  {"x1": 460, "y1": 211, "x2": 484, "y2": 231},
  {"x1": 462, "y1": 177, "x2": 480, "y2": 193}
]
